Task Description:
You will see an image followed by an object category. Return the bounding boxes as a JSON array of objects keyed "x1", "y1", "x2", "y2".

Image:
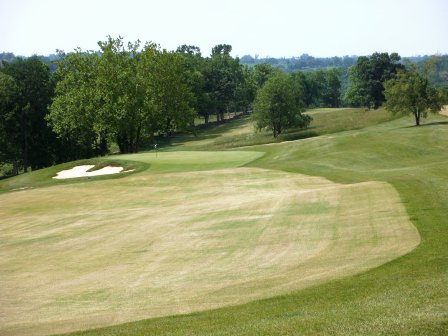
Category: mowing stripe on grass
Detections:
[{"x1": 0, "y1": 167, "x2": 418, "y2": 336}]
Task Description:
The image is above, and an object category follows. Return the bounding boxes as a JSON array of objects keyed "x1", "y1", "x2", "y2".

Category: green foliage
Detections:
[
  {"x1": 48, "y1": 37, "x2": 195, "y2": 155},
  {"x1": 253, "y1": 63, "x2": 281, "y2": 88},
  {"x1": 141, "y1": 46, "x2": 195, "y2": 137},
  {"x1": 414, "y1": 55, "x2": 448, "y2": 89},
  {"x1": 48, "y1": 49, "x2": 104, "y2": 160},
  {"x1": 233, "y1": 66, "x2": 258, "y2": 113},
  {"x1": 204, "y1": 45, "x2": 243, "y2": 122},
  {"x1": 344, "y1": 52, "x2": 404, "y2": 109},
  {"x1": 384, "y1": 67, "x2": 444, "y2": 126},
  {"x1": 291, "y1": 68, "x2": 342, "y2": 108},
  {"x1": 252, "y1": 73, "x2": 311, "y2": 137},
  {"x1": 176, "y1": 45, "x2": 213, "y2": 123},
  {"x1": 0, "y1": 72, "x2": 20, "y2": 173},
  {"x1": 0, "y1": 57, "x2": 55, "y2": 173}
]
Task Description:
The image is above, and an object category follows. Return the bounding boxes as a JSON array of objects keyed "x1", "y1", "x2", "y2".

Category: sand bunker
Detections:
[{"x1": 53, "y1": 165, "x2": 125, "y2": 179}]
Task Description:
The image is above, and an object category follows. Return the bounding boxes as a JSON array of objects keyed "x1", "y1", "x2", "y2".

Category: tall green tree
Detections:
[
  {"x1": 384, "y1": 67, "x2": 443, "y2": 126},
  {"x1": 321, "y1": 68, "x2": 342, "y2": 107},
  {"x1": 48, "y1": 50, "x2": 105, "y2": 159},
  {"x1": 205, "y1": 44, "x2": 243, "y2": 122},
  {"x1": 253, "y1": 63, "x2": 280, "y2": 88},
  {"x1": 233, "y1": 66, "x2": 257, "y2": 114},
  {"x1": 252, "y1": 73, "x2": 311, "y2": 137},
  {"x1": 0, "y1": 57, "x2": 54, "y2": 173},
  {"x1": 96, "y1": 37, "x2": 148, "y2": 153},
  {"x1": 0, "y1": 72, "x2": 20, "y2": 174},
  {"x1": 143, "y1": 47, "x2": 195, "y2": 136},
  {"x1": 344, "y1": 52, "x2": 403, "y2": 109},
  {"x1": 49, "y1": 37, "x2": 195, "y2": 155},
  {"x1": 176, "y1": 45, "x2": 213, "y2": 124}
]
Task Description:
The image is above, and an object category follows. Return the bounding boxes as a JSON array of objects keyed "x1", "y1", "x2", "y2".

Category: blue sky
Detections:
[{"x1": 1, "y1": 0, "x2": 447, "y2": 57}]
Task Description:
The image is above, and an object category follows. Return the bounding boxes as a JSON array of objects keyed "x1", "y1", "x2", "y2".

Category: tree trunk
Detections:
[
  {"x1": 12, "y1": 159, "x2": 19, "y2": 176},
  {"x1": 21, "y1": 112, "x2": 28, "y2": 173},
  {"x1": 204, "y1": 115, "x2": 209, "y2": 124},
  {"x1": 415, "y1": 110, "x2": 420, "y2": 126}
]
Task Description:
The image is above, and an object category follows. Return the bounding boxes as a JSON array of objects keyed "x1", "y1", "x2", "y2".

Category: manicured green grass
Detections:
[
  {"x1": 57, "y1": 113, "x2": 448, "y2": 335},
  {"x1": 115, "y1": 151, "x2": 264, "y2": 172}
]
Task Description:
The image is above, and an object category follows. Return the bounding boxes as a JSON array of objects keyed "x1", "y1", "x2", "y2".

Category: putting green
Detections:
[
  {"x1": 115, "y1": 150, "x2": 264, "y2": 172},
  {"x1": 0, "y1": 165, "x2": 419, "y2": 336}
]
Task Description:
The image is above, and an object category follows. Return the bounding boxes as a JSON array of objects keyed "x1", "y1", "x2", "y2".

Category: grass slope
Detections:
[
  {"x1": 57, "y1": 113, "x2": 447, "y2": 335},
  {"x1": 166, "y1": 107, "x2": 399, "y2": 150},
  {"x1": 1, "y1": 110, "x2": 446, "y2": 335},
  {"x1": 0, "y1": 167, "x2": 418, "y2": 336}
]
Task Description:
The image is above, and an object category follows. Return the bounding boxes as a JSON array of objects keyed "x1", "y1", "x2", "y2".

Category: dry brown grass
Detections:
[{"x1": 0, "y1": 167, "x2": 419, "y2": 335}]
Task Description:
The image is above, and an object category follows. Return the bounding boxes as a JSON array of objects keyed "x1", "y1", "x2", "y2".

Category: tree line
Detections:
[
  {"x1": 1, "y1": 38, "x2": 446, "y2": 176},
  {"x1": 0, "y1": 37, "x2": 345, "y2": 175}
]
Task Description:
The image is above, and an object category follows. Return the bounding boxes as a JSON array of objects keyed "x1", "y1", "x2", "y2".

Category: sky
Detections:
[{"x1": 1, "y1": 0, "x2": 447, "y2": 58}]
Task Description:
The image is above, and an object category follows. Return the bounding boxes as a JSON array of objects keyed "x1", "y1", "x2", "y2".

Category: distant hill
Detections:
[
  {"x1": 240, "y1": 54, "x2": 358, "y2": 72},
  {"x1": 0, "y1": 52, "x2": 59, "y2": 72},
  {"x1": 239, "y1": 53, "x2": 448, "y2": 89}
]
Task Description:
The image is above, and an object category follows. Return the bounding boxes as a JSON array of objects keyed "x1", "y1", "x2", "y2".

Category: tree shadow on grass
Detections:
[
  {"x1": 279, "y1": 130, "x2": 319, "y2": 142},
  {"x1": 403, "y1": 121, "x2": 448, "y2": 128}
]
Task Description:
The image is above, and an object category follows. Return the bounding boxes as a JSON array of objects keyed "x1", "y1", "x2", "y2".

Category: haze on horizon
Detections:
[{"x1": 1, "y1": 0, "x2": 447, "y2": 58}]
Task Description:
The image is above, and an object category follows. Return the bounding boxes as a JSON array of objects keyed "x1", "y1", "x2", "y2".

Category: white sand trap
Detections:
[{"x1": 53, "y1": 165, "x2": 124, "y2": 179}]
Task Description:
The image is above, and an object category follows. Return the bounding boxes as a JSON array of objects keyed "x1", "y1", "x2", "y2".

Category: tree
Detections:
[
  {"x1": 0, "y1": 72, "x2": 20, "y2": 175},
  {"x1": 49, "y1": 37, "x2": 195, "y2": 155},
  {"x1": 384, "y1": 67, "x2": 443, "y2": 126},
  {"x1": 233, "y1": 66, "x2": 257, "y2": 114},
  {"x1": 1, "y1": 57, "x2": 55, "y2": 173},
  {"x1": 96, "y1": 37, "x2": 147, "y2": 153},
  {"x1": 205, "y1": 45, "x2": 243, "y2": 122},
  {"x1": 252, "y1": 73, "x2": 311, "y2": 137},
  {"x1": 176, "y1": 45, "x2": 213, "y2": 123},
  {"x1": 321, "y1": 68, "x2": 342, "y2": 107},
  {"x1": 142, "y1": 47, "x2": 195, "y2": 136},
  {"x1": 345, "y1": 52, "x2": 403, "y2": 109},
  {"x1": 253, "y1": 63, "x2": 280, "y2": 88},
  {"x1": 48, "y1": 50, "x2": 106, "y2": 160}
]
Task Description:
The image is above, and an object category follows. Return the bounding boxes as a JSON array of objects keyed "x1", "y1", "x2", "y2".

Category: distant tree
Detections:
[
  {"x1": 253, "y1": 63, "x2": 280, "y2": 88},
  {"x1": 233, "y1": 66, "x2": 258, "y2": 114},
  {"x1": 321, "y1": 68, "x2": 342, "y2": 107},
  {"x1": 345, "y1": 52, "x2": 403, "y2": 109},
  {"x1": 252, "y1": 73, "x2": 311, "y2": 137},
  {"x1": 211, "y1": 44, "x2": 232, "y2": 56},
  {"x1": 289, "y1": 68, "x2": 341, "y2": 108},
  {"x1": 176, "y1": 44, "x2": 202, "y2": 57},
  {"x1": 384, "y1": 67, "x2": 444, "y2": 126}
]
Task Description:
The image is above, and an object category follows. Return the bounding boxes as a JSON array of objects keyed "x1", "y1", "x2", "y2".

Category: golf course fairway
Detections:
[{"x1": 0, "y1": 150, "x2": 419, "y2": 335}]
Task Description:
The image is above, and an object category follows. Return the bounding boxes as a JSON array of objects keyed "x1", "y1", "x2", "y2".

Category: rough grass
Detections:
[{"x1": 165, "y1": 107, "x2": 399, "y2": 150}]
